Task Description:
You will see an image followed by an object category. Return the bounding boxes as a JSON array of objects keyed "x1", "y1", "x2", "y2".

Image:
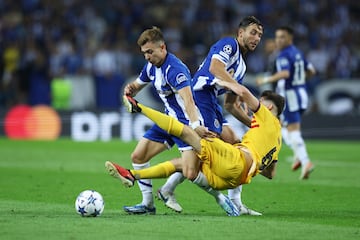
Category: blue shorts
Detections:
[
  {"x1": 193, "y1": 89, "x2": 227, "y2": 134},
  {"x1": 282, "y1": 87, "x2": 308, "y2": 125},
  {"x1": 143, "y1": 124, "x2": 192, "y2": 151},
  {"x1": 281, "y1": 106, "x2": 305, "y2": 125}
]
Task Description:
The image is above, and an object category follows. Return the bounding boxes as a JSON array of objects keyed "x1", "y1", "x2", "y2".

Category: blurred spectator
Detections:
[
  {"x1": 263, "y1": 38, "x2": 277, "y2": 74},
  {"x1": 0, "y1": 0, "x2": 358, "y2": 110},
  {"x1": 333, "y1": 44, "x2": 353, "y2": 78},
  {"x1": 26, "y1": 45, "x2": 51, "y2": 106},
  {"x1": 93, "y1": 38, "x2": 125, "y2": 109},
  {"x1": 1, "y1": 40, "x2": 20, "y2": 107},
  {"x1": 306, "y1": 42, "x2": 330, "y2": 96}
]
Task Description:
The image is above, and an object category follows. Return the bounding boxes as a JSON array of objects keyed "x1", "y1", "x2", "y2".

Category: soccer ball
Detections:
[{"x1": 75, "y1": 190, "x2": 104, "y2": 217}]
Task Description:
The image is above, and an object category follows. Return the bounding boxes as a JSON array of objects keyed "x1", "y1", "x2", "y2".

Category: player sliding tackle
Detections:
[{"x1": 106, "y1": 80, "x2": 285, "y2": 216}]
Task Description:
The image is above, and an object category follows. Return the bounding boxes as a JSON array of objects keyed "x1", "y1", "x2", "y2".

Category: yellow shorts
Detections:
[{"x1": 197, "y1": 138, "x2": 247, "y2": 190}]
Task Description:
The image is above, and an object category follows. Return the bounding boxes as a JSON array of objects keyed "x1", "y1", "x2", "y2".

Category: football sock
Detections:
[
  {"x1": 228, "y1": 185, "x2": 242, "y2": 206},
  {"x1": 132, "y1": 162, "x2": 153, "y2": 207},
  {"x1": 289, "y1": 130, "x2": 310, "y2": 166},
  {"x1": 281, "y1": 127, "x2": 291, "y2": 147},
  {"x1": 161, "y1": 172, "x2": 186, "y2": 193},
  {"x1": 131, "y1": 161, "x2": 176, "y2": 179},
  {"x1": 192, "y1": 171, "x2": 222, "y2": 200},
  {"x1": 138, "y1": 103, "x2": 184, "y2": 137}
]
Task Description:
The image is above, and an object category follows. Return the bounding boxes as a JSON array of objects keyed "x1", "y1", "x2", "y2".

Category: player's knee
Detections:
[
  {"x1": 182, "y1": 168, "x2": 198, "y2": 181},
  {"x1": 130, "y1": 151, "x2": 146, "y2": 164}
]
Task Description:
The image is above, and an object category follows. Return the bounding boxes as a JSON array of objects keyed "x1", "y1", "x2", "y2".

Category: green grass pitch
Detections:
[{"x1": 1, "y1": 138, "x2": 359, "y2": 240}]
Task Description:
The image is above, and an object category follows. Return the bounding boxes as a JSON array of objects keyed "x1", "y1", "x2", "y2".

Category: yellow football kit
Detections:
[{"x1": 198, "y1": 104, "x2": 282, "y2": 190}]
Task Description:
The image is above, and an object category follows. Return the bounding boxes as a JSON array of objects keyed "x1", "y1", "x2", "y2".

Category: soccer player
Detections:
[
  {"x1": 256, "y1": 26, "x2": 316, "y2": 179},
  {"x1": 191, "y1": 16, "x2": 263, "y2": 214},
  {"x1": 120, "y1": 26, "x2": 225, "y2": 215},
  {"x1": 106, "y1": 81, "x2": 285, "y2": 216}
]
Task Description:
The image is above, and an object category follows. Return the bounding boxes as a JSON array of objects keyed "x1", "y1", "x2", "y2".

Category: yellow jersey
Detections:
[
  {"x1": 197, "y1": 104, "x2": 282, "y2": 190},
  {"x1": 239, "y1": 103, "x2": 282, "y2": 183}
]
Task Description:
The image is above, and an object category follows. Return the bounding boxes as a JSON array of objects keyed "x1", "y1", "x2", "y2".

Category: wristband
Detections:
[{"x1": 190, "y1": 121, "x2": 201, "y2": 130}]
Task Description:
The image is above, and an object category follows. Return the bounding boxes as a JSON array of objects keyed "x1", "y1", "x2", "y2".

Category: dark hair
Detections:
[
  {"x1": 261, "y1": 90, "x2": 285, "y2": 117},
  {"x1": 238, "y1": 16, "x2": 263, "y2": 29},
  {"x1": 137, "y1": 26, "x2": 164, "y2": 47},
  {"x1": 277, "y1": 26, "x2": 294, "y2": 36}
]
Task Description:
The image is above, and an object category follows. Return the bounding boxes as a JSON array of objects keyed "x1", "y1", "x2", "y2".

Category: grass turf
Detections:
[{"x1": 0, "y1": 138, "x2": 359, "y2": 240}]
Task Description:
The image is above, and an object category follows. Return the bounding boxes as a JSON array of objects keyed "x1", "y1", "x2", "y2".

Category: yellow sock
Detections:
[
  {"x1": 138, "y1": 103, "x2": 184, "y2": 137},
  {"x1": 130, "y1": 161, "x2": 176, "y2": 179}
]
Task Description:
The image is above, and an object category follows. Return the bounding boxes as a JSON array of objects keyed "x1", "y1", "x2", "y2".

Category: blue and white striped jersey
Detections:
[
  {"x1": 136, "y1": 53, "x2": 192, "y2": 123},
  {"x1": 275, "y1": 45, "x2": 310, "y2": 90},
  {"x1": 192, "y1": 37, "x2": 246, "y2": 96},
  {"x1": 275, "y1": 44, "x2": 311, "y2": 113}
]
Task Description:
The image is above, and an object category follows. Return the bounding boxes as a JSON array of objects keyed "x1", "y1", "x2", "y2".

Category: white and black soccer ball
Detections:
[{"x1": 75, "y1": 190, "x2": 104, "y2": 217}]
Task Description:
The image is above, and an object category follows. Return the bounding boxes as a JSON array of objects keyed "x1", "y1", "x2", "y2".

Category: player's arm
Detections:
[
  {"x1": 178, "y1": 86, "x2": 200, "y2": 124},
  {"x1": 178, "y1": 87, "x2": 216, "y2": 138},
  {"x1": 223, "y1": 93, "x2": 251, "y2": 127},
  {"x1": 209, "y1": 58, "x2": 237, "y2": 84},
  {"x1": 124, "y1": 80, "x2": 147, "y2": 97},
  {"x1": 256, "y1": 70, "x2": 289, "y2": 86},
  {"x1": 260, "y1": 161, "x2": 277, "y2": 179},
  {"x1": 215, "y1": 80, "x2": 259, "y2": 113}
]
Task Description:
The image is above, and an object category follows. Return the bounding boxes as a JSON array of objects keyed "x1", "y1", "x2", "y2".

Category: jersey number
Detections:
[
  {"x1": 259, "y1": 147, "x2": 277, "y2": 171},
  {"x1": 292, "y1": 59, "x2": 305, "y2": 86}
]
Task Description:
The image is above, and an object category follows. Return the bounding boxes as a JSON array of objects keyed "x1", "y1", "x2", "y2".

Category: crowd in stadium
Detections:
[{"x1": 0, "y1": 0, "x2": 359, "y2": 109}]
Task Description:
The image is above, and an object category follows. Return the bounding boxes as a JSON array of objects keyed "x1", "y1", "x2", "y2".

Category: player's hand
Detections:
[
  {"x1": 256, "y1": 77, "x2": 269, "y2": 86},
  {"x1": 255, "y1": 77, "x2": 262, "y2": 86},
  {"x1": 234, "y1": 101, "x2": 249, "y2": 115},
  {"x1": 124, "y1": 83, "x2": 136, "y2": 96},
  {"x1": 204, "y1": 137, "x2": 214, "y2": 142},
  {"x1": 194, "y1": 126, "x2": 217, "y2": 138}
]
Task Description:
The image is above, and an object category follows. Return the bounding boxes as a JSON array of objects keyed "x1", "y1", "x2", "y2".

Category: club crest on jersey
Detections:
[
  {"x1": 214, "y1": 119, "x2": 220, "y2": 129},
  {"x1": 176, "y1": 73, "x2": 187, "y2": 84},
  {"x1": 223, "y1": 45, "x2": 232, "y2": 55}
]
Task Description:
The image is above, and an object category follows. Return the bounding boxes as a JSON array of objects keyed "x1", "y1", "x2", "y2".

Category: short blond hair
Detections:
[{"x1": 137, "y1": 26, "x2": 164, "y2": 47}]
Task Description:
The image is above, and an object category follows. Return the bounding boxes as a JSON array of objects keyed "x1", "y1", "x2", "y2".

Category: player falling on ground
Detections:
[
  {"x1": 106, "y1": 80, "x2": 285, "y2": 216},
  {"x1": 256, "y1": 26, "x2": 315, "y2": 179},
  {"x1": 191, "y1": 15, "x2": 263, "y2": 215}
]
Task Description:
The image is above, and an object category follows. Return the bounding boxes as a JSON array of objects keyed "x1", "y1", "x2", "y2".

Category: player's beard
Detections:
[
  {"x1": 245, "y1": 39, "x2": 258, "y2": 51},
  {"x1": 240, "y1": 37, "x2": 257, "y2": 53}
]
